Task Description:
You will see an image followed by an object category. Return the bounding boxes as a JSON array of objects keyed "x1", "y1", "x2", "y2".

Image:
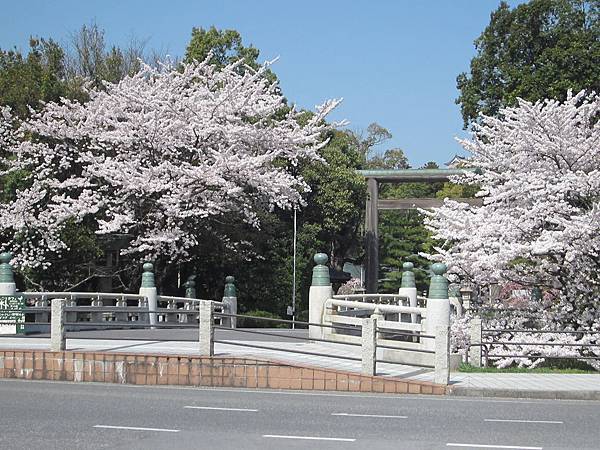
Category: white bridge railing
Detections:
[
  {"x1": 20, "y1": 292, "x2": 231, "y2": 330},
  {"x1": 323, "y1": 294, "x2": 436, "y2": 368}
]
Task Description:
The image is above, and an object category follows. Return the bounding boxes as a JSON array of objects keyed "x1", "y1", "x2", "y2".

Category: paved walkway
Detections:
[{"x1": 2, "y1": 330, "x2": 599, "y2": 398}]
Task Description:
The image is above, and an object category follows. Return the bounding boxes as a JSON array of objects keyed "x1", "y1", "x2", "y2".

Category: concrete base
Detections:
[{"x1": 0, "y1": 349, "x2": 447, "y2": 395}]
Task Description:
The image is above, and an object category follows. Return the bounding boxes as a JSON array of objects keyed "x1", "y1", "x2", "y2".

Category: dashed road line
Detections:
[
  {"x1": 184, "y1": 406, "x2": 258, "y2": 412},
  {"x1": 332, "y1": 412, "x2": 407, "y2": 418},
  {"x1": 93, "y1": 425, "x2": 179, "y2": 433},
  {"x1": 263, "y1": 434, "x2": 356, "y2": 442}
]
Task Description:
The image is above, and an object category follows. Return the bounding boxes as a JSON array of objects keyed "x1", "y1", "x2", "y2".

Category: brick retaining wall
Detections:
[{"x1": 0, "y1": 349, "x2": 446, "y2": 395}]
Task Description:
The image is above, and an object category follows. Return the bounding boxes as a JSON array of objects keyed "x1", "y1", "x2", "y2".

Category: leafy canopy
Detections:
[{"x1": 457, "y1": 0, "x2": 600, "y2": 128}]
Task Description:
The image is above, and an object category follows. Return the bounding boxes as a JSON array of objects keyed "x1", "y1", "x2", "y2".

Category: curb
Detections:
[{"x1": 448, "y1": 386, "x2": 600, "y2": 401}]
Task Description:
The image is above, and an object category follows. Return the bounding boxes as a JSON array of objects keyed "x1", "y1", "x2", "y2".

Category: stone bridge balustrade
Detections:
[{"x1": 309, "y1": 254, "x2": 452, "y2": 383}]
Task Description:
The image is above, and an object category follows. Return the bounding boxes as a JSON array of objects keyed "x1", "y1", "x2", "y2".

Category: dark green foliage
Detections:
[
  {"x1": 184, "y1": 26, "x2": 277, "y2": 83},
  {"x1": 18, "y1": 219, "x2": 103, "y2": 291},
  {"x1": 299, "y1": 129, "x2": 366, "y2": 270},
  {"x1": 457, "y1": 0, "x2": 600, "y2": 128},
  {"x1": 0, "y1": 38, "x2": 71, "y2": 118}
]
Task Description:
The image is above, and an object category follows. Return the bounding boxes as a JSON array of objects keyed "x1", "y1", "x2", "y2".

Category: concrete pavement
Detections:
[{"x1": 1, "y1": 379, "x2": 599, "y2": 449}]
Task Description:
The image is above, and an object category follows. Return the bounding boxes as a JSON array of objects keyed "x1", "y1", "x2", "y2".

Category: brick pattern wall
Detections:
[{"x1": 0, "y1": 349, "x2": 446, "y2": 395}]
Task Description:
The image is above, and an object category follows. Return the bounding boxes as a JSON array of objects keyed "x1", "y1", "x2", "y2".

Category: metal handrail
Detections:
[
  {"x1": 486, "y1": 341, "x2": 600, "y2": 347},
  {"x1": 376, "y1": 343, "x2": 435, "y2": 354},
  {"x1": 213, "y1": 325, "x2": 362, "y2": 347},
  {"x1": 156, "y1": 295, "x2": 218, "y2": 304},
  {"x1": 213, "y1": 339, "x2": 362, "y2": 362},
  {"x1": 214, "y1": 312, "x2": 358, "y2": 332},
  {"x1": 332, "y1": 293, "x2": 410, "y2": 302},
  {"x1": 483, "y1": 328, "x2": 599, "y2": 335},
  {"x1": 376, "y1": 327, "x2": 434, "y2": 339},
  {"x1": 486, "y1": 354, "x2": 600, "y2": 360}
]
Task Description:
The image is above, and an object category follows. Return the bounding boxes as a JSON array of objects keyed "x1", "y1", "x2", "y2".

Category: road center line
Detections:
[
  {"x1": 332, "y1": 413, "x2": 407, "y2": 419},
  {"x1": 447, "y1": 444, "x2": 542, "y2": 449},
  {"x1": 485, "y1": 418, "x2": 563, "y2": 424},
  {"x1": 263, "y1": 434, "x2": 356, "y2": 442},
  {"x1": 184, "y1": 406, "x2": 258, "y2": 412},
  {"x1": 93, "y1": 425, "x2": 179, "y2": 433}
]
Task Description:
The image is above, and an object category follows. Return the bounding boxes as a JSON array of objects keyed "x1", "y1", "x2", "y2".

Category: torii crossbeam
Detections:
[{"x1": 358, "y1": 169, "x2": 482, "y2": 293}]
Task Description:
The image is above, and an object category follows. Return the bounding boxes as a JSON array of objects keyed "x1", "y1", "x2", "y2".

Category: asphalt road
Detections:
[{"x1": 1, "y1": 379, "x2": 599, "y2": 449}]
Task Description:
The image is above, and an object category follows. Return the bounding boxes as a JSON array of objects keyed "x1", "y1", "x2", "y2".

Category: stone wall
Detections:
[{"x1": 0, "y1": 349, "x2": 446, "y2": 395}]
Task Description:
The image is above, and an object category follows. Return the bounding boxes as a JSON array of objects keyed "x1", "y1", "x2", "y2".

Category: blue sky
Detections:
[{"x1": 0, "y1": 0, "x2": 524, "y2": 166}]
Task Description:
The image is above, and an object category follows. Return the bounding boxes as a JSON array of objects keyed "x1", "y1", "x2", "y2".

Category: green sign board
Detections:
[{"x1": 0, "y1": 295, "x2": 25, "y2": 334}]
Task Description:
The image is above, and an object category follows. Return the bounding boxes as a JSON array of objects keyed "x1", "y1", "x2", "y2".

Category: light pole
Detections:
[{"x1": 292, "y1": 207, "x2": 297, "y2": 329}]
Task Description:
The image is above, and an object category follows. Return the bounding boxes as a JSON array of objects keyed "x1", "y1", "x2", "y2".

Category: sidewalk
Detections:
[{"x1": 1, "y1": 334, "x2": 598, "y2": 399}]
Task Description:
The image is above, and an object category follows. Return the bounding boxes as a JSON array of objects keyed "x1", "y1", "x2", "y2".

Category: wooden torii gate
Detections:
[{"x1": 359, "y1": 169, "x2": 482, "y2": 293}]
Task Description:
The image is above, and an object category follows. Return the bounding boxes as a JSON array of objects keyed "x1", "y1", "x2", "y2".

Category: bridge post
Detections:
[
  {"x1": 0, "y1": 252, "x2": 16, "y2": 296},
  {"x1": 309, "y1": 253, "x2": 333, "y2": 340},
  {"x1": 426, "y1": 263, "x2": 450, "y2": 384},
  {"x1": 181, "y1": 275, "x2": 196, "y2": 324},
  {"x1": 115, "y1": 295, "x2": 127, "y2": 323},
  {"x1": 361, "y1": 316, "x2": 377, "y2": 376},
  {"x1": 91, "y1": 295, "x2": 103, "y2": 324},
  {"x1": 50, "y1": 299, "x2": 66, "y2": 351},
  {"x1": 398, "y1": 262, "x2": 417, "y2": 323},
  {"x1": 434, "y1": 325, "x2": 450, "y2": 385},
  {"x1": 222, "y1": 276, "x2": 237, "y2": 329},
  {"x1": 469, "y1": 317, "x2": 482, "y2": 367},
  {"x1": 198, "y1": 300, "x2": 214, "y2": 356},
  {"x1": 139, "y1": 262, "x2": 157, "y2": 327}
]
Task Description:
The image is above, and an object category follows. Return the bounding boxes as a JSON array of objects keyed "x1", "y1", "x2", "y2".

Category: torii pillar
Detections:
[{"x1": 365, "y1": 178, "x2": 379, "y2": 294}]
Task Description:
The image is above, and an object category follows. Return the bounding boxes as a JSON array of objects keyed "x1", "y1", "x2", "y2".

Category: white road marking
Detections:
[
  {"x1": 332, "y1": 412, "x2": 407, "y2": 419},
  {"x1": 485, "y1": 418, "x2": 563, "y2": 424},
  {"x1": 184, "y1": 406, "x2": 258, "y2": 412},
  {"x1": 93, "y1": 425, "x2": 179, "y2": 433},
  {"x1": 263, "y1": 434, "x2": 356, "y2": 442},
  {"x1": 447, "y1": 444, "x2": 542, "y2": 449}
]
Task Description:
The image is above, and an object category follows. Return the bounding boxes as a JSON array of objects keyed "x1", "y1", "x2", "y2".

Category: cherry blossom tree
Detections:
[
  {"x1": 427, "y1": 91, "x2": 600, "y2": 328},
  {"x1": 426, "y1": 91, "x2": 600, "y2": 367},
  {"x1": 0, "y1": 58, "x2": 342, "y2": 270}
]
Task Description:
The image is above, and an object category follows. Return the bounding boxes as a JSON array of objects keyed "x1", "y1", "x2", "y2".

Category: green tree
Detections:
[
  {"x1": 184, "y1": 26, "x2": 277, "y2": 83},
  {"x1": 457, "y1": 0, "x2": 600, "y2": 128},
  {"x1": 0, "y1": 38, "x2": 70, "y2": 118},
  {"x1": 365, "y1": 148, "x2": 409, "y2": 170},
  {"x1": 65, "y1": 22, "x2": 147, "y2": 87}
]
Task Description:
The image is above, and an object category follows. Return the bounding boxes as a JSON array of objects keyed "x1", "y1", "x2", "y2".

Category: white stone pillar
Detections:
[
  {"x1": 424, "y1": 263, "x2": 450, "y2": 352},
  {"x1": 139, "y1": 262, "x2": 157, "y2": 327},
  {"x1": 361, "y1": 316, "x2": 377, "y2": 376},
  {"x1": 50, "y1": 299, "x2": 66, "y2": 351},
  {"x1": 0, "y1": 252, "x2": 16, "y2": 296},
  {"x1": 199, "y1": 300, "x2": 214, "y2": 356},
  {"x1": 434, "y1": 325, "x2": 450, "y2": 385},
  {"x1": 0, "y1": 282, "x2": 15, "y2": 296},
  {"x1": 469, "y1": 317, "x2": 482, "y2": 367},
  {"x1": 222, "y1": 297, "x2": 237, "y2": 328}
]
